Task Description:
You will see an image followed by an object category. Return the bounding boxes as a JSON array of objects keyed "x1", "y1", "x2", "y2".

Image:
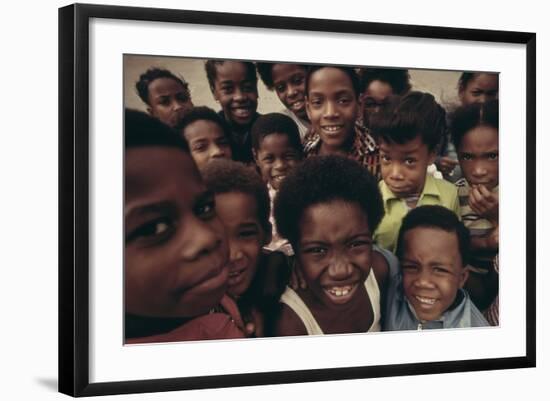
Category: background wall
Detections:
[
  {"x1": 0, "y1": 0, "x2": 547, "y2": 400},
  {"x1": 124, "y1": 54, "x2": 461, "y2": 113}
]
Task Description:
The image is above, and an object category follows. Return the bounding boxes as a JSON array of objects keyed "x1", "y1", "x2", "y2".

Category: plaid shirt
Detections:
[{"x1": 303, "y1": 122, "x2": 381, "y2": 180}]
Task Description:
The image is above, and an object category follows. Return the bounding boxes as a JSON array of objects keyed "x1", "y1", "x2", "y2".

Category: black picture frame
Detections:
[{"x1": 59, "y1": 2, "x2": 536, "y2": 397}]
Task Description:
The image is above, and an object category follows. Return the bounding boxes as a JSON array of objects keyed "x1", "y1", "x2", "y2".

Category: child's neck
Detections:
[{"x1": 319, "y1": 137, "x2": 353, "y2": 156}]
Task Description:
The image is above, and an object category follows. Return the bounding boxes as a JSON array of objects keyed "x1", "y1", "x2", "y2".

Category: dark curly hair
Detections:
[
  {"x1": 359, "y1": 68, "x2": 411, "y2": 95},
  {"x1": 256, "y1": 62, "x2": 308, "y2": 90},
  {"x1": 250, "y1": 113, "x2": 303, "y2": 155},
  {"x1": 274, "y1": 155, "x2": 383, "y2": 248},
  {"x1": 396, "y1": 205, "x2": 470, "y2": 267},
  {"x1": 201, "y1": 159, "x2": 270, "y2": 233},
  {"x1": 369, "y1": 91, "x2": 446, "y2": 152},
  {"x1": 135, "y1": 67, "x2": 190, "y2": 106},
  {"x1": 125, "y1": 108, "x2": 189, "y2": 151},
  {"x1": 305, "y1": 65, "x2": 361, "y2": 98},
  {"x1": 458, "y1": 72, "x2": 499, "y2": 92},
  {"x1": 204, "y1": 60, "x2": 258, "y2": 94},
  {"x1": 450, "y1": 99, "x2": 499, "y2": 151}
]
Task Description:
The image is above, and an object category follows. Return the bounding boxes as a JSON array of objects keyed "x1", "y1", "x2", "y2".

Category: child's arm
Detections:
[
  {"x1": 470, "y1": 224, "x2": 499, "y2": 251},
  {"x1": 273, "y1": 304, "x2": 308, "y2": 336}
]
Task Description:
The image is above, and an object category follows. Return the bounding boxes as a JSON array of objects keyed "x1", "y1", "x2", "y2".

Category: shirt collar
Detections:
[{"x1": 382, "y1": 174, "x2": 441, "y2": 205}]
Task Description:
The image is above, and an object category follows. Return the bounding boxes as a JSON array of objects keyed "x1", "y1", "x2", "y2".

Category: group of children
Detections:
[{"x1": 124, "y1": 60, "x2": 499, "y2": 343}]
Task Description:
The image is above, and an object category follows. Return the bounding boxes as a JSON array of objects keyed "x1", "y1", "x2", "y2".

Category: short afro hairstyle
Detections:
[
  {"x1": 369, "y1": 91, "x2": 446, "y2": 152},
  {"x1": 135, "y1": 67, "x2": 190, "y2": 106},
  {"x1": 256, "y1": 62, "x2": 308, "y2": 90},
  {"x1": 251, "y1": 113, "x2": 303, "y2": 155},
  {"x1": 274, "y1": 155, "x2": 384, "y2": 248},
  {"x1": 458, "y1": 72, "x2": 499, "y2": 92},
  {"x1": 125, "y1": 108, "x2": 189, "y2": 152},
  {"x1": 201, "y1": 159, "x2": 271, "y2": 233},
  {"x1": 176, "y1": 105, "x2": 235, "y2": 149},
  {"x1": 305, "y1": 65, "x2": 361, "y2": 98},
  {"x1": 359, "y1": 68, "x2": 411, "y2": 95},
  {"x1": 396, "y1": 205, "x2": 470, "y2": 267},
  {"x1": 450, "y1": 99, "x2": 499, "y2": 150},
  {"x1": 204, "y1": 60, "x2": 258, "y2": 94}
]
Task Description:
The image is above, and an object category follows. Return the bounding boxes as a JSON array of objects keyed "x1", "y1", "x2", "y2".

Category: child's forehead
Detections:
[
  {"x1": 379, "y1": 135, "x2": 427, "y2": 152},
  {"x1": 215, "y1": 62, "x2": 254, "y2": 80},
  {"x1": 309, "y1": 68, "x2": 354, "y2": 88}
]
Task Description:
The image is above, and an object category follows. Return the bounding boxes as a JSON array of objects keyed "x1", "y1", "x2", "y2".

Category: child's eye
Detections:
[
  {"x1": 459, "y1": 154, "x2": 472, "y2": 161},
  {"x1": 220, "y1": 85, "x2": 234, "y2": 94},
  {"x1": 338, "y1": 97, "x2": 351, "y2": 105},
  {"x1": 433, "y1": 266, "x2": 450, "y2": 274},
  {"x1": 488, "y1": 152, "x2": 498, "y2": 160},
  {"x1": 471, "y1": 90, "x2": 483, "y2": 97},
  {"x1": 126, "y1": 217, "x2": 174, "y2": 245},
  {"x1": 404, "y1": 158, "x2": 416, "y2": 165},
  {"x1": 401, "y1": 264, "x2": 418, "y2": 273},
  {"x1": 380, "y1": 154, "x2": 391, "y2": 163},
  {"x1": 262, "y1": 155, "x2": 274, "y2": 163},
  {"x1": 241, "y1": 82, "x2": 257, "y2": 93},
  {"x1": 349, "y1": 240, "x2": 371, "y2": 249},
  {"x1": 195, "y1": 199, "x2": 216, "y2": 220},
  {"x1": 239, "y1": 229, "x2": 259, "y2": 238},
  {"x1": 275, "y1": 84, "x2": 286, "y2": 93},
  {"x1": 284, "y1": 152, "x2": 299, "y2": 161},
  {"x1": 304, "y1": 246, "x2": 327, "y2": 256},
  {"x1": 191, "y1": 142, "x2": 208, "y2": 152},
  {"x1": 309, "y1": 98, "x2": 323, "y2": 107},
  {"x1": 291, "y1": 75, "x2": 305, "y2": 85}
]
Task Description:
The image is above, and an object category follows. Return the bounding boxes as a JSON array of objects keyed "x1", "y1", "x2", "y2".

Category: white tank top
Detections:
[{"x1": 280, "y1": 268, "x2": 381, "y2": 334}]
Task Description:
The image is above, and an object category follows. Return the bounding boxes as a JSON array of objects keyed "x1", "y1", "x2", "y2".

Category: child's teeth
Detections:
[
  {"x1": 328, "y1": 285, "x2": 353, "y2": 297},
  {"x1": 416, "y1": 296, "x2": 436, "y2": 305}
]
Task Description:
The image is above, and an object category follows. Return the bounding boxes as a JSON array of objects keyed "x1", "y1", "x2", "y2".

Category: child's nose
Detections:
[
  {"x1": 179, "y1": 217, "x2": 223, "y2": 261},
  {"x1": 473, "y1": 163, "x2": 488, "y2": 176},
  {"x1": 413, "y1": 270, "x2": 435, "y2": 288},
  {"x1": 210, "y1": 144, "x2": 225, "y2": 158},
  {"x1": 327, "y1": 255, "x2": 353, "y2": 280},
  {"x1": 389, "y1": 164, "x2": 404, "y2": 180},
  {"x1": 324, "y1": 101, "x2": 339, "y2": 117}
]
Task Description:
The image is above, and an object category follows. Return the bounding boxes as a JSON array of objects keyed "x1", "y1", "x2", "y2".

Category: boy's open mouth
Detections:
[
  {"x1": 289, "y1": 100, "x2": 304, "y2": 112},
  {"x1": 322, "y1": 282, "x2": 359, "y2": 304},
  {"x1": 321, "y1": 124, "x2": 344, "y2": 135},
  {"x1": 227, "y1": 266, "x2": 247, "y2": 287}
]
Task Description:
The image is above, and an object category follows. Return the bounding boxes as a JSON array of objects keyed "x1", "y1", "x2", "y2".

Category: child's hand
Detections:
[
  {"x1": 244, "y1": 308, "x2": 264, "y2": 337},
  {"x1": 289, "y1": 264, "x2": 307, "y2": 290},
  {"x1": 436, "y1": 156, "x2": 459, "y2": 176},
  {"x1": 469, "y1": 184, "x2": 499, "y2": 224}
]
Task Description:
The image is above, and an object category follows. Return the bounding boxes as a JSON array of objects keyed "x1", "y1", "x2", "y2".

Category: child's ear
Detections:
[
  {"x1": 458, "y1": 267, "x2": 469, "y2": 288},
  {"x1": 252, "y1": 148, "x2": 258, "y2": 163},
  {"x1": 146, "y1": 106, "x2": 154, "y2": 116}
]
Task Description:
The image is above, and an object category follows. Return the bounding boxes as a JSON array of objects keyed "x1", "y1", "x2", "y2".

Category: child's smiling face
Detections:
[
  {"x1": 400, "y1": 226, "x2": 468, "y2": 322},
  {"x1": 182, "y1": 119, "x2": 233, "y2": 170},
  {"x1": 254, "y1": 133, "x2": 302, "y2": 190},
  {"x1": 379, "y1": 135, "x2": 436, "y2": 198},
  {"x1": 214, "y1": 191, "x2": 270, "y2": 297},
  {"x1": 297, "y1": 200, "x2": 372, "y2": 307},
  {"x1": 147, "y1": 77, "x2": 193, "y2": 128},
  {"x1": 212, "y1": 61, "x2": 258, "y2": 127},
  {"x1": 271, "y1": 64, "x2": 308, "y2": 120},
  {"x1": 125, "y1": 147, "x2": 229, "y2": 318},
  {"x1": 306, "y1": 68, "x2": 359, "y2": 152},
  {"x1": 459, "y1": 73, "x2": 499, "y2": 106},
  {"x1": 457, "y1": 125, "x2": 499, "y2": 190}
]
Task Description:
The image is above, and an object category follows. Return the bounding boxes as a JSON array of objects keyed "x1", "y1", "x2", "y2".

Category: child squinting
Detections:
[
  {"x1": 273, "y1": 155, "x2": 396, "y2": 335},
  {"x1": 385, "y1": 205, "x2": 489, "y2": 330}
]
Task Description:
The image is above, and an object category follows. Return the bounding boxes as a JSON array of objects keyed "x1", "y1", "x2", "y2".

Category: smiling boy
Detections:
[{"x1": 384, "y1": 205, "x2": 489, "y2": 330}]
